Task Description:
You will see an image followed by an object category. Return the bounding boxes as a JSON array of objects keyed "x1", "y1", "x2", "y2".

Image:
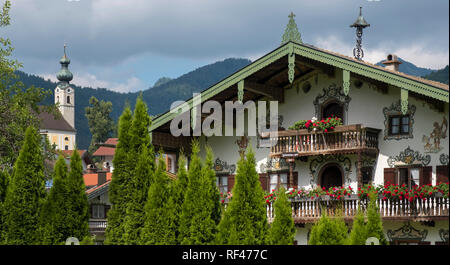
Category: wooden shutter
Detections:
[
  {"x1": 293, "y1": 172, "x2": 298, "y2": 189},
  {"x1": 259, "y1": 173, "x2": 269, "y2": 192},
  {"x1": 228, "y1": 175, "x2": 235, "y2": 192},
  {"x1": 420, "y1": 166, "x2": 432, "y2": 186},
  {"x1": 384, "y1": 168, "x2": 397, "y2": 185},
  {"x1": 436, "y1": 165, "x2": 449, "y2": 184}
]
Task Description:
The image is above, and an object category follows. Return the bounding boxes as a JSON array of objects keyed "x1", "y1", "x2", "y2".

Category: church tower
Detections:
[{"x1": 55, "y1": 44, "x2": 75, "y2": 129}]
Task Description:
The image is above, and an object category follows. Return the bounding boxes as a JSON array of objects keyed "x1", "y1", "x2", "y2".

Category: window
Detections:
[
  {"x1": 398, "y1": 167, "x2": 421, "y2": 189},
  {"x1": 92, "y1": 204, "x2": 105, "y2": 219},
  {"x1": 64, "y1": 145, "x2": 69, "y2": 150},
  {"x1": 361, "y1": 167, "x2": 373, "y2": 186},
  {"x1": 216, "y1": 175, "x2": 228, "y2": 193},
  {"x1": 67, "y1": 96, "x2": 71, "y2": 104},
  {"x1": 269, "y1": 172, "x2": 287, "y2": 191},
  {"x1": 322, "y1": 102, "x2": 344, "y2": 122},
  {"x1": 389, "y1": 115, "x2": 410, "y2": 136}
]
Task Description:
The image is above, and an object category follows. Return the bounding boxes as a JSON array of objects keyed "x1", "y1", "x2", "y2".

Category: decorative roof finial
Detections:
[
  {"x1": 57, "y1": 43, "x2": 73, "y2": 84},
  {"x1": 281, "y1": 12, "x2": 302, "y2": 45},
  {"x1": 350, "y1": 7, "x2": 370, "y2": 60}
]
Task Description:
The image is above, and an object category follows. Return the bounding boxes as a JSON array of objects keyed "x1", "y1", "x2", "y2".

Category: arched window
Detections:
[
  {"x1": 56, "y1": 96, "x2": 60, "y2": 103},
  {"x1": 64, "y1": 137, "x2": 69, "y2": 142},
  {"x1": 322, "y1": 101, "x2": 344, "y2": 122},
  {"x1": 67, "y1": 96, "x2": 71, "y2": 104}
]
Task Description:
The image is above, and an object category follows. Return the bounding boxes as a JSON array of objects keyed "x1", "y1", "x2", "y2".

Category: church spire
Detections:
[
  {"x1": 281, "y1": 12, "x2": 302, "y2": 45},
  {"x1": 57, "y1": 43, "x2": 73, "y2": 85}
]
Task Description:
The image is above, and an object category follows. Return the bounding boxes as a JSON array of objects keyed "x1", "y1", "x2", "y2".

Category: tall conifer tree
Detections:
[
  {"x1": 269, "y1": 186, "x2": 296, "y2": 245},
  {"x1": 179, "y1": 141, "x2": 216, "y2": 245},
  {"x1": 216, "y1": 147, "x2": 269, "y2": 245},
  {"x1": 170, "y1": 153, "x2": 188, "y2": 244},
  {"x1": 105, "y1": 105, "x2": 133, "y2": 245},
  {"x1": 141, "y1": 155, "x2": 175, "y2": 244},
  {"x1": 124, "y1": 145, "x2": 154, "y2": 244},
  {"x1": 366, "y1": 192, "x2": 388, "y2": 245},
  {"x1": 66, "y1": 149, "x2": 90, "y2": 241},
  {"x1": 308, "y1": 212, "x2": 348, "y2": 245},
  {"x1": 347, "y1": 208, "x2": 367, "y2": 245},
  {"x1": 3, "y1": 126, "x2": 46, "y2": 244},
  {"x1": 203, "y1": 146, "x2": 221, "y2": 226},
  {"x1": 40, "y1": 156, "x2": 71, "y2": 244}
]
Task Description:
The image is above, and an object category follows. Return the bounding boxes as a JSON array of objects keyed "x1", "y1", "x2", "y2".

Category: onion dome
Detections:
[{"x1": 56, "y1": 44, "x2": 73, "y2": 83}]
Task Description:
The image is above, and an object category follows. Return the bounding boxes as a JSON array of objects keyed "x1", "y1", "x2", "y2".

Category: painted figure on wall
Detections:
[{"x1": 423, "y1": 116, "x2": 448, "y2": 153}]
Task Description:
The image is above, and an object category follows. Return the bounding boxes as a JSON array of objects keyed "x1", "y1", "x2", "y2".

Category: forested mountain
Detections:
[
  {"x1": 422, "y1": 65, "x2": 449, "y2": 84},
  {"x1": 17, "y1": 57, "x2": 447, "y2": 150},
  {"x1": 17, "y1": 58, "x2": 251, "y2": 149},
  {"x1": 375, "y1": 57, "x2": 435, "y2": 77}
]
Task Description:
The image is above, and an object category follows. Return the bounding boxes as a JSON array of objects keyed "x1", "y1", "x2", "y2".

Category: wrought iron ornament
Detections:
[{"x1": 350, "y1": 7, "x2": 370, "y2": 61}]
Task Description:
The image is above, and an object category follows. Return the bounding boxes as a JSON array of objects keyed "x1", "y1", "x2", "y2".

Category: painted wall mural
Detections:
[
  {"x1": 260, "y1": 157, "x2": 294, "y2": 173},
  {"x1": 387, "y1": 222, "x2": 428, "y2": 242},
  {"x1": 387, "y1": 146, "x2": 431, "y2": 168},
  {"x1": 313, "y1": 83, "x2": 351, "y2": 122},
  {"x1": 214, "y1": 158, "x2": 236, "y2": 174},
  {"x1": 440, "y1": 153, "x2": 449, "y2": 165},
  {"x1": 422, "y1": 116, "x2": 448, "y2": 153}
]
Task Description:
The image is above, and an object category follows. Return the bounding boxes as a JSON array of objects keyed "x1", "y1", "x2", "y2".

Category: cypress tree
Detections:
[
  {"x1": 179, "y1": 141, "x2": 216, "y2": 245},
  {"x1": 122, "y1": 95, "x2": 154, "y2": 244},
  {"x1": 141, "y1": 154, "x2": 175, "y2": 245},
  {"x1": 40, "y1": 156, "x2": 71, "y2": 244},
  {"x1": 170, "y1": 153, "x2": 188, "y2": 244},
  {"x1": 308, "y1": 212, "x2": 348, "y2": 245},
  {"x1": 123, "y1": 144, "x2": 155, "y2": 244},
  {"x1": 0, "y1": 170, "x2": 9, "y2": 242},
  {"x1": 203, "y1": 146, "x2": 221, "y2": 226},
  {"x1": 216, "y1": 147, "x2": 269, "y2": 245},
  {"x1": 269, "y1": 186, "x2": 296, "y2": 245},
  {"x1": 66, "y1": 148, "x2": 90, "y2": 241},
  {"x1": 347, "y1": 208, "x2": 367, "y2": 245},
  {"x1": 3, "y1": 126, "x2": 47, "y2": 244},
  {"x1": 365, "y1": 192, "x2": 388, "y2": 245},
  {"x1": 105, "y1": 105, "x2": 133, "y2": 245}
]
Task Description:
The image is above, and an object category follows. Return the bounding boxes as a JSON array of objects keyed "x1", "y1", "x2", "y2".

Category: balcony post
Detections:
[
  {"x1": 357, "y1": 151, "x2": 362, "y2": 189},
  {"x1": 288, "y1": 158, "x2": 295, "y2": 189}
]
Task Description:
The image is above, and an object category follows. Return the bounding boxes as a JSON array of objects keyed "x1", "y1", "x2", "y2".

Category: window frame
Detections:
[
  {"x1": 396, "y1": 165, "x2": 423, "y2": 189},
  {"x1": 388, "y1": 114, "x2": 410, "y2": 136},
  {"x1": 269, "y1": 171, "x2": 288, "y2": 191}
]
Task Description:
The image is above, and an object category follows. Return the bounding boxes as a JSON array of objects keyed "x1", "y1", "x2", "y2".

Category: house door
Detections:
[{"x1": 320, "y1": 165, "x2": 343, "y2": 190}]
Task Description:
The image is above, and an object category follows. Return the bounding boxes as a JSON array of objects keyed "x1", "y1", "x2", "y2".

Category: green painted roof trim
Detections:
[{"x1": 150, "y1": 42, "x2": 448, "y2": 131}]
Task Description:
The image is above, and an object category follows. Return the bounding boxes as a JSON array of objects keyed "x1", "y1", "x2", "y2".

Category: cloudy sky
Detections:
[{"x1": 3, "y1": 0, "x2": 449, "y2": 93}]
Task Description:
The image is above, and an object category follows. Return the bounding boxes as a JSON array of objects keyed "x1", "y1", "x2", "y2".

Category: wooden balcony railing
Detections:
[
  {"x1": 89, "y1": 219, "x2": 107, "y2": 233},
  {"x1": 262, "y1": 124, "x2": 381, "y2": 157},
  {"x1": 262, "y1": 196, "x2": 449, "y2": 223}
]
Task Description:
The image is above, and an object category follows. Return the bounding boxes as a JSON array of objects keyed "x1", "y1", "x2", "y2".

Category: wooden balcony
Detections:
[
  {"x1": 89, "y1": 219, "x2": 107, "y2": 233},
  {"x1": 264, "y1": 196, "x2": 449, "y2": 223},
  {"x1": 262, "y1": 124, "x2": 381, "y2": 158}
]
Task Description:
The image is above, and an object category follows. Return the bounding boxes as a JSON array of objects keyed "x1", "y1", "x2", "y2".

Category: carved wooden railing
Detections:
[
  {"x1": 89, "y1": 219, "x2": 107, "y2": 232},
  {"x1": 262, "y1": 124, "x2": 381, "y2": 157},
  {"x1": 263, "y1": 197, "x2": 449, "y2": 223}
]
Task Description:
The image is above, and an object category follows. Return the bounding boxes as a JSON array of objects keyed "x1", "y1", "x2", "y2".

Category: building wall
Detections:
[
  {"x1": 197, "y1": 71, "x2": 449, "y2": 189},
  {"x1": 42, "y1": 129, "x2": 76, "y2": 151},
  {"x1": 294, "y1": 220, "x2": 449, "y2": 245}
]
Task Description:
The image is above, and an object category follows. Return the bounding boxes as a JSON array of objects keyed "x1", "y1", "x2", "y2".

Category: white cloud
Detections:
[
  {"x1": 38, "y1": 72, "x2": 146, "y2": 93},
  {"x1": 314, "y1": 35, "x2": 449, "y2": 70}
]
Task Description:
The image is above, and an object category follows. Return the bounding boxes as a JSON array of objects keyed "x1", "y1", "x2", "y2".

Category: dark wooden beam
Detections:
[
  {"x1": 297, "y1": 56, "x2": 335, "y2": 77},
  {"x1": 244, "y1": 81, "x2": 284, "y2": 102}
]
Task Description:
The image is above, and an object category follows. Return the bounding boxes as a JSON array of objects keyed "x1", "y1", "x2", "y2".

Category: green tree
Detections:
[
  {"x1": 269, "y1": 186, "x2": 296, "y2": 245},
  {"x1": 123, "y1": 145, "x2": 155, "y2": 244},
  {"x1": 203, "y1": 146, "x2": 221, "y2": 226},
  {"x1": 141, "y1": 155, "x2": 175, "y2": 245},
  {"x1": 365, "y1": 192, "x2": 388, "y2": 245},
  {"x1": 0, "y1": 170, "x2": 10, "y2": 242},
  {"x1": 39, "y1": 156, "x2": 71, "y2": 244},
  {"x1": 85, "y1": 96, "x2": 115, "y2": 154},
  {"x1": 347, "y1": 208, "x2": 367, "y2": 245},
  {"x1": 66, "y1": 148, "x2": 90, "y2": 241},
  {"x1": 0, "y1": 0, "x2": 54, "y2": 169},
  {"x1": 3, "y1": 126, "x2": 47, "y2": 244},
  {"x1": 216, "y1": 147, "x2": 269, "y2": 245},
  {"x1": 169, "y1": 153, "x2": 188, "y2": 244},
  {"x1": 308, "y1": 212, "x2": 348, "y2": 245},
  {"x1": 104, "y1": 105, "x2": 133, "y2": 245},
  {"x1": 179, "y1": 141, "x2": 216, "y2": 245}
]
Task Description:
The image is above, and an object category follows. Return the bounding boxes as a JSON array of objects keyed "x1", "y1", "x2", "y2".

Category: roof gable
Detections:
[{"x1": 150, "y1": 42, "x2": 449, "y2": 131}]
